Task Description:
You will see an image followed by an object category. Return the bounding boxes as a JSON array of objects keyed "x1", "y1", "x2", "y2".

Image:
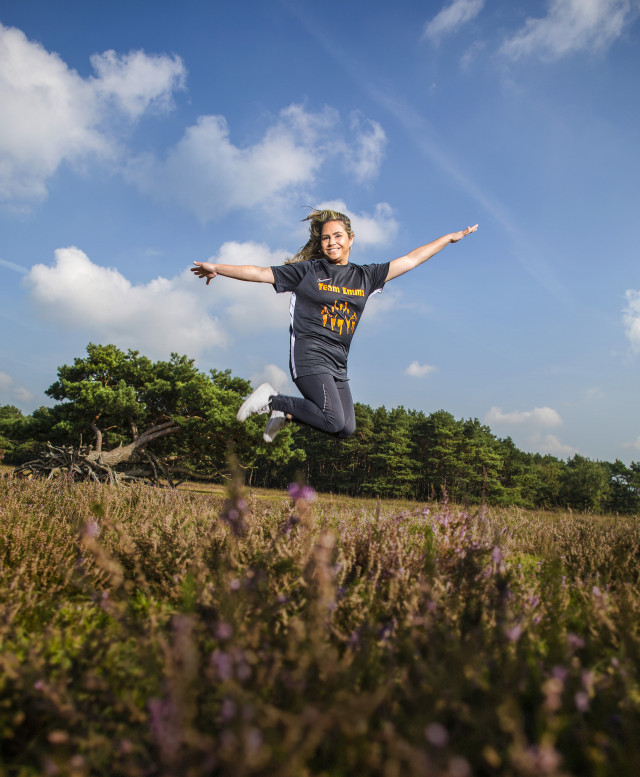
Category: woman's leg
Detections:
[
  {"x1": 270, "y1": 373, "x2": 355, "y2": 438},
  {"x1": 334, "y1": 379, "x2": 356, "y2": 439}
]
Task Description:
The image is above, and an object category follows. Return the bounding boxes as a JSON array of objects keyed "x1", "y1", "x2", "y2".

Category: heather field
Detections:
[{"x1": 1, "y1": 477, "x2": 640, "y2": 777}]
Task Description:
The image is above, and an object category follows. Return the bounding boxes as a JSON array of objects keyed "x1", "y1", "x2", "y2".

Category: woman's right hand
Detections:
[{"x1": 191, "y1": 261, "x2": 218, "y2": 285}]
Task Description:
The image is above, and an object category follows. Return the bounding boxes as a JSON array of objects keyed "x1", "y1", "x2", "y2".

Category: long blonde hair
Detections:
[{"x1": 286, "y1": 208, "x2": 354, "y2": 264}]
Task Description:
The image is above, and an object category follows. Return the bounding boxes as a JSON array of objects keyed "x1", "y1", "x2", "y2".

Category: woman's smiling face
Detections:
[{"x1": 321, "y1": 220, "x2": 354, "y2": 265}]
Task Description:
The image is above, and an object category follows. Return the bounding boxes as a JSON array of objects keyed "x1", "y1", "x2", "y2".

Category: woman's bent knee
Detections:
[{"x1": 337, "y1": 420, "x2": 356, "y2": 439}]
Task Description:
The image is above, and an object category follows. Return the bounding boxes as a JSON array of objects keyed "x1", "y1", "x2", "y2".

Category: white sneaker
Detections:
[
  {"x1": 263, "y1": 410, "x2": 287, "y2": 443},
  {"x1": 236, "y1": 382, "x2": 278, "y2": 422}
]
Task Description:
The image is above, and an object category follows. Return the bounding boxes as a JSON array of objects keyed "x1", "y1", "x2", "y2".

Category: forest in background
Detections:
[{"x1": 1, "y1": 343, "x2": 639, "y2": 513}]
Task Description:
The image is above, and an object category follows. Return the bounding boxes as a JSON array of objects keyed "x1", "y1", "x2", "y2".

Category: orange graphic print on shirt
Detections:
[{"x1": 320, "y1": 301, "x2": 358, "y2": 336}]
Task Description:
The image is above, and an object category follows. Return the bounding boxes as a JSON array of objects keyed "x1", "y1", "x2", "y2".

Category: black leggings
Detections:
[{"x1": 270, "y1": 373, "x2": 356, "y2": 439}]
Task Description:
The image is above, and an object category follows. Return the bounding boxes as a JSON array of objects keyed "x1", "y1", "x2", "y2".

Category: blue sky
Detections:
[{"x1": 1, "y1": 0, "x2": 639, "y2": 464}]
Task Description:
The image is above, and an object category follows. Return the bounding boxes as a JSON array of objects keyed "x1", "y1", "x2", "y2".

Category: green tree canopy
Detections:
[{"x1": 15, "y1": 343, "x2": 302, "y2": 478}]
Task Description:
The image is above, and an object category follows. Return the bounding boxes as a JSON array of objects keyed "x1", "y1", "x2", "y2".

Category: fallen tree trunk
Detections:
[
  {"x1": 12, "y1": 419, "x2": 185, "y2": 485},
  {"x1": 84, "y1": 420, "x2": 182, "y2": 467}
]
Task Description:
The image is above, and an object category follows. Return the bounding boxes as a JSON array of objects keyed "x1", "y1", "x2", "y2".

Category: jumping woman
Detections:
[{"x1": 191, "y1": 209, "x2": 477, "y2": 443}]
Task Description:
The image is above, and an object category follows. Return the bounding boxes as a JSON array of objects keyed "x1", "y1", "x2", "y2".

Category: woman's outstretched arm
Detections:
[
  {"x1": 191, "y1": 261, "x2": 275, "y2": 285},
  {"x1": 385, "y1": 224, "x2": 477, "y2": 282}
]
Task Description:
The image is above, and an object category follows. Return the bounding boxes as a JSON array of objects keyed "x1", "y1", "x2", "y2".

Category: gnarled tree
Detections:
[{"x1": 14, "y1": 343, "x2": 302, "y2": 483}]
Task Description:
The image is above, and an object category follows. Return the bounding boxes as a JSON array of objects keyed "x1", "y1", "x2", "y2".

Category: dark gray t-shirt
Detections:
[{"x1": 271, "y1": 258, "x2": 390, "y2": 380}]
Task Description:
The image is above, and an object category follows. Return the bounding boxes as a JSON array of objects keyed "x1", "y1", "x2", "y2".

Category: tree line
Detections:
[{"x1": 1, "y1": 343, "x2": 638, "y2": 513}]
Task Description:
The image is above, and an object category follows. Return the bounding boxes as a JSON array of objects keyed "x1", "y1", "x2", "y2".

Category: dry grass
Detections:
[{"x1": 1, "y1": 476, "x2": 639, "y2": 776}]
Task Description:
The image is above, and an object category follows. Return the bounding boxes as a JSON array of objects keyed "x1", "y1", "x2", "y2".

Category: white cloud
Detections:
[
  {"x1": 485, "y1": 405, "x2": 563, "y2": 427},
  {"x1": 125, "y1": 105, "x2": 336, "y2": 221},
  {"x1": 250, "y1": 364, "x2": 293, "y2": 394},
  {"x1": 346, "y1": 114, "x2": 387, "y2": 182},
  {"x1": 405, "y1": 361, "x2": 438, "y2": 378},
  {"x1": 90, "y1": 49, "x2": 185, "y2": 119},
  {"x1": 0, "y1": 24, "x2": 387, "y2": 216},
  {"x1": 125, "y1": 105, "x2": 389, "y2": 221},
  {"x1": 0, "y1": 371, "x2": 34, "y2": 404},
  {"x1": 622, "y1": 436, "x2": 640, "y2": 451},
  {"x1": 0, "y1": 23, "x2": 185, "y2": 205},
  {"x1": 423, "y1": 0, "x2": 484, "y2": 41},
  {"x1": 23, "y1": 242, "x2": 291, "y2": 360},
  {"x1": 527, "y1": 433, "x2": 576, "y2": 457},
  {"x1": 586, "y1": 387, "x2": 605, "y2": 400},
  {"x1": 623, "y1": 289, "x2": 640, "y2": 352},
  {"x1": 24, "y1": 246, "x2": 225, "y2": 358},
  {"x1": 315, "y1": 200, "x2": 399, "y2": 248},
  {"x1": 499, "y1": 0, "x2": 636, "y2": 61},
  {"x1": 207, "y1": 241, "x2": 291, "y2": 333}
]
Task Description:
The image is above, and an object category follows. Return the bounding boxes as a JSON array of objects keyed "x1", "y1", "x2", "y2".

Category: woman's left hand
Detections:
[{"x1": 450, "y1": 224, "x2": 478, "y2": 243}]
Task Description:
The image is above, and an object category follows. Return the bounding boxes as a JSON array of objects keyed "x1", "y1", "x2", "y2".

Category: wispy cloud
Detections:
[
  {"x1": 0, "y1": 23, "x2": 185, "y2": 207},
  {"x1": 500, "y1": 0, "x2": 637, "y2": 60},
  {"x1": 0, "y1": 371, "x2": 34, "y2": 404},
  {"x1": 423, "y1": 0, "x2": 484, "y2": 41},
  {"x1": 623, "y1": 289, "x2": 640, "y2": 352},
  {"x1": 0, "y1": 258, "x2": 28, "y2": 274},
  {"x1": 318, "y1": 68, "x2": 572, "y2": 305},
  {"x1": 622, "y1": 435, "x2": 640, "y2": 451},
  {"x1": 288, "y1": 5, "x2": 567, "y2": 303},
  {"x1": 585, "y1": 387, "x2": 605, "y2": 401},
  {"x1": 405, "y1": 361, "x2": 438, "y2": 378},
  {"x1": 346, "y1": 113, "x2": 387, "y2": 182}
]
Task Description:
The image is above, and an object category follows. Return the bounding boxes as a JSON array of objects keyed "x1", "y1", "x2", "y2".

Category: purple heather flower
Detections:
[
  {"x1": 581, "y1": 670, "x2": 595, "y2": 692},
  {"x1": 210, "y1": 650, "x2": 233, "y2": 682},
  {"x1": 566, "y1": 633, "x2": 585, "y2": 650},
  {"x1": 287, "y1": 482, "x2": 316, "y2": 502},
  {"x1": 425, "y1": 722, "x2": 449, "y2": 748},
  {"x1": 246, "y1": 728, "x2": 263, "y2": 754},
  {"x1": 216, "y1": 622, "x2": 233, "y2": 640},
  {"x1": 505, "y1": 624, "x2": 523, "y2": 642},
  {"x1": 220, "y1": 698, "x2": 236, "y2": 721},
  {"x1": 552, "y1": 665, "x2": 569, "y2": 682},
  {"x1": 84, "y1": 520, "x2": 100, "y2": 538},
  {"x1": 148, "y1": 697, "x2": 180, "y2": 761},
  {"x1": 575, "y1": 692, "x2": 590, "y2": 712},
  {"x1": 449, "y1": 756, "x2": 471, "y2": 777}
]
